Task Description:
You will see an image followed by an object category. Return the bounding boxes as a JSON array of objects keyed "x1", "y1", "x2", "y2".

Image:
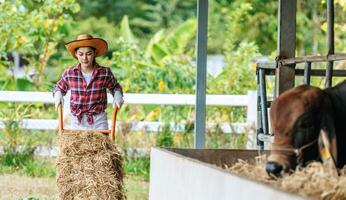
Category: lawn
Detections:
[
  {"x1": 0, "y1": 173, "x2": 149, "y2": 199},
  {"x1": 0, "y1": 153, "x2": 150, "y2": 200}
]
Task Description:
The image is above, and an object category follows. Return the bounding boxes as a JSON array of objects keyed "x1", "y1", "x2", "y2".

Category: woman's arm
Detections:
[
  {"x1": 53, "y1": 70, "x2": 70, "y2": 96},
  {"x1": 105, "y1": 67, "x2": 123, "y2": 96}
]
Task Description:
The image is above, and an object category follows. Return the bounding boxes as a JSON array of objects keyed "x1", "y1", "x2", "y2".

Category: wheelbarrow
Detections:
[
  {"x1": 57, "y1": 103, "x2": 119, "y2": 142},
  {"x1": 56, "y1": 103, "x2": 125, "y2": 199}
]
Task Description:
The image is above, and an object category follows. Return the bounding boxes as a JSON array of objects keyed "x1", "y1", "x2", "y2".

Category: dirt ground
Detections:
[
  {"x1": 0, "y1": 174, "x2": 57, "y2": 199},
  {"x1": 0, "y1": 174, "x2": 149, "y2": 200}
]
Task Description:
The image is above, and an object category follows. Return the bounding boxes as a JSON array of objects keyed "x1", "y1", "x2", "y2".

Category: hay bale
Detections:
[
  {"x1": 227, "y1": 155, "x2": 346, "y2": 200},
  {"x1": 56, "y1": 131, "x2": 125, "y2": 200}
]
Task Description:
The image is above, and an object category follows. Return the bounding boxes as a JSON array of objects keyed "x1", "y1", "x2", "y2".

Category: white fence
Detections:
[{"x1": 0, "y1": 90, "x2": 257, "y2": 133}]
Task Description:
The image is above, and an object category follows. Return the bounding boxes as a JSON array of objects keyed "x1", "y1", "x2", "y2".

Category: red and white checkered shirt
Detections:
[{"x1": 53, "y1": 63, "x2": 122, "y2": 125}]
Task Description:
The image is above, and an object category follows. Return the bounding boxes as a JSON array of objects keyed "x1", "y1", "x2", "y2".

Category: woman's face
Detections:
[{"x1": 75, "y1": 47, "x2": 95, "y2": 69}]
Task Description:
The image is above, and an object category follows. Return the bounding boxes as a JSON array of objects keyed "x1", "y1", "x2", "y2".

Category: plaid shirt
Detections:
[{"x1": 53, "y1": 63, "x2": 122, "y2": 125}]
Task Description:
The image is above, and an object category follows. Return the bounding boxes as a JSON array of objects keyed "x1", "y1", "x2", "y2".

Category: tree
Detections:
[
  {"x1": 75, "y1": 0, "x2": 196, "y2": 39},
  {"x1": 0, "y1": 0, "x2": 80, "y2": 91}
]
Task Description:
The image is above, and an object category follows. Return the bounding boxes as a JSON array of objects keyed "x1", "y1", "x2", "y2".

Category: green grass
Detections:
[
  {"x1": 124, "y1": 156, "x2": 150, "y2": 181},
  {"x1": 0, "y1": 173, "x2": 149, "y2": 200},
  {"x1": 0, "y1": 152, "x2": 56, "y2": 177},
  {"x1": 0, "y1": 152, "x2": 151, "y2": 180},
  {"x1": 19, "y1": 158, "x2": 56, "y2": 177},
  {"x1": 0, "y1": 154, "x2": 150, "y2": 199},
  {"x1": 124, "y1": 175, "x2": 149, "y2": 200}
]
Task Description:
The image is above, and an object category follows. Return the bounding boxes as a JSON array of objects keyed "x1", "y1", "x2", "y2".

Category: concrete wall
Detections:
[{"x1": 149, "y1": 148, "x2": 307, "y2": 200}]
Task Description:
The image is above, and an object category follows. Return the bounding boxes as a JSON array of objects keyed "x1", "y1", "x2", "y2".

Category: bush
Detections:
[
  {"x1": 155, "y1": 124, "x2": 174, "y2": 147},
  {"x1": 0, "y1": 152, "x2": 56, "y2": 177},
  {"x1": 0, "y1": 104, "x2": 38, "y2": 154},
  {"x1": 0, "y1": 103, "x2": 56, "y2": 177},
  {"x1": 124, "y1": 156, "x2": 150, "y2": 181}
]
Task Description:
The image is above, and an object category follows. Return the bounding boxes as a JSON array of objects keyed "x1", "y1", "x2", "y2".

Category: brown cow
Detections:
[{"x1": 265, "y1": 80, "x2": 346, "y2": 176}]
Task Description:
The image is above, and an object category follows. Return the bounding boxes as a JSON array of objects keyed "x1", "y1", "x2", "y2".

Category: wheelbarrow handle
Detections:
[
  {"x1": 57, "y1": 103, "x2": 118, "y2": 142},
  {"x1": 58, "y1": 103, "x2": 63, "y2": 135},
  {"x1": 110, "y1": 106, "x2": 119, "y2": 142}
]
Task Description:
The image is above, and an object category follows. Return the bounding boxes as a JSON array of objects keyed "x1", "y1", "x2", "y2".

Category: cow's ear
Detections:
[{"x1": 318, "y1": 113, "x2": 338, "y2": 170}]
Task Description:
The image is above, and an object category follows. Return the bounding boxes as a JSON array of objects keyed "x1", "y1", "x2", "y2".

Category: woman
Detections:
[{"x1": 53, "y1": 34, "x2": 124, "y2": 130}]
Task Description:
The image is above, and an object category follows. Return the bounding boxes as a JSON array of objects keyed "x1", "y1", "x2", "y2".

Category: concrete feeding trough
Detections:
[{"x1": 149, "y1": 147, "x2": 307, "y2": 200}]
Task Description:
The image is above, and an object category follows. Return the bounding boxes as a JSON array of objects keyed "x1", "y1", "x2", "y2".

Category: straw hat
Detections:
[{"x1": 65, "y1": 34, "x2": 108, "y2": 59}]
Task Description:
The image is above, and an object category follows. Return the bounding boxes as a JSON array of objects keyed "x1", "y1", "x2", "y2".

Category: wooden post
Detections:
[
  {"x1": 325, "y1": 0, "x2": 334, "y2": 88},
  {"x1": 275, "y1": 0, "x2": 297, "y2": 96}
]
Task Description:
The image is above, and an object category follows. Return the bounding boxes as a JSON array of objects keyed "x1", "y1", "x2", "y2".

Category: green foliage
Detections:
[
  {"x1": 213, "y1": 42, "x2": 259, "y2": 95},
  {"x1": 295, "y1": 1, "x2": 346, "y2": 54},
  {"x1": 0, "y1": 104, "x2": 34, "y2": 154},
  {"x1": 0, "y1": 103, "x2": 56, "y2": 176},
  {"x1": 207, "y1": 3, "x2": 261, "y2": 122},
  {"x1": 124, "y1": 156, "x2": 150, "y2": 181},
  {"x1": 16, "y1": 78, "x2": 36, "y2": 91},
  {"x1": 111, "y1": 19, "x2": 196, "y2": 94},
  {"x1": 208, "y1": 0, "x2": 276, "y2": 54},
  {"x1": 0, "y1": 152, "x2": 56, "y2": 177},
  {"x1": 155, "y1": 124, "x2": 174, "y2": 147},
  {"x1": 206, "y1": 128, "x2": 247, "y2": 149},
  {"x1": 0, "y1": 0, "x2": 80, "y2": 90},
  {"x1": 208, "y1": 2, "x2": 260, "y2": 95},
  {"x1": 5, "y1": 0, "x2": 346, "y2": 156},
  {"x1": 0, "y1": 151, "x2": 33, "y2": 169},
  {"x1": 19, "y1": 157, "x2": 56, "y2": 177},
  {"x1": 65, "y1": 16, "x2": 120, "y2": 51},
  {"x1": 146, "y1": 19, "x2": 196, "y2": 65},
  {"x1": 76, "y1": 0, "x2": 196, "y2": 38},
  {"x1": 120, "y1": 15, "x2": 138, "y2": 45}
]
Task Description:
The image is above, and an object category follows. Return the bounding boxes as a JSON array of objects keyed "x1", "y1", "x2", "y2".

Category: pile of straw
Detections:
[
  {"x1": 227, "y1": 155, "x2": 346, "y2": 200},
  {"x1": 56, "y1": 131, "x2": 125, "y2": 200}
]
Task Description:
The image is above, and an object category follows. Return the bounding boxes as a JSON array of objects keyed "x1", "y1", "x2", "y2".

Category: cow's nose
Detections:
[{"x1": 266, "y1": 161, "x2": 283, "y2": 176}]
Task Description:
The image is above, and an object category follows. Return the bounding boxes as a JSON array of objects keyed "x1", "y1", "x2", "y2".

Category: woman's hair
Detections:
[
  {"x1": 75, "y1": 46, "x2": 96, "y2": 52},
  {"x1": 75, "y1": 46, "x2": 97, "y2": 64}
]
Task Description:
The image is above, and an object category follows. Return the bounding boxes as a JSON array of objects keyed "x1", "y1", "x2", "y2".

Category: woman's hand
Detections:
[
  {"x1": 54, "y1": 91, "x2": 64, "y2": 110},
  {"x1": 113, "y1": 90, "x2": 124, "y2": 109}
]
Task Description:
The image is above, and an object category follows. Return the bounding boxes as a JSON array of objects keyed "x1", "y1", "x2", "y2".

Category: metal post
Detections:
[
  {"x1": 259, "y1": 70, "x2": 269, "y2": 135},
  {"x1": 256, "y1": 68, "x2": 264, "y2": 149},
  {"x1": 194, "y1": 0, "x2": 208, "y2": 149},
  {"x1": 325, "y1": 0, "x2": 334, "y2": 88},
  {"x1": 259, "y1": 69, "x2": 269, "y2": 149},
  {"x1": 304, "y1": 62, "x2": 311, "y2": 85},
  {"x1": 276, "y1": 0, "x2": 297, "y2": 96}
]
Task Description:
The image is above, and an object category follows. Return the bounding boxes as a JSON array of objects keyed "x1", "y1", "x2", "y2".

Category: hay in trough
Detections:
[
  {"x1": 226, "y1": 155, "x2": 346, "y2": 200},
  {"x1": 56, "y1": 131, "x2": 125, "y2": 200}
]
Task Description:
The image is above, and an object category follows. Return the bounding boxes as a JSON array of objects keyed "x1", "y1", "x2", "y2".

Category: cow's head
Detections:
[{"x1": 265, "y1": 85, "x2": 337, "y2": 176}]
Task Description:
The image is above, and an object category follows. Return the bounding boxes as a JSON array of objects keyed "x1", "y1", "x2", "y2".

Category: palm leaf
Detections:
[
  {"x1": 164, "y1": 18, "x2": 197, "y2": 54},
  {"x1": 120, "y1": 15, "x2": 137, "y2": 44}
]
